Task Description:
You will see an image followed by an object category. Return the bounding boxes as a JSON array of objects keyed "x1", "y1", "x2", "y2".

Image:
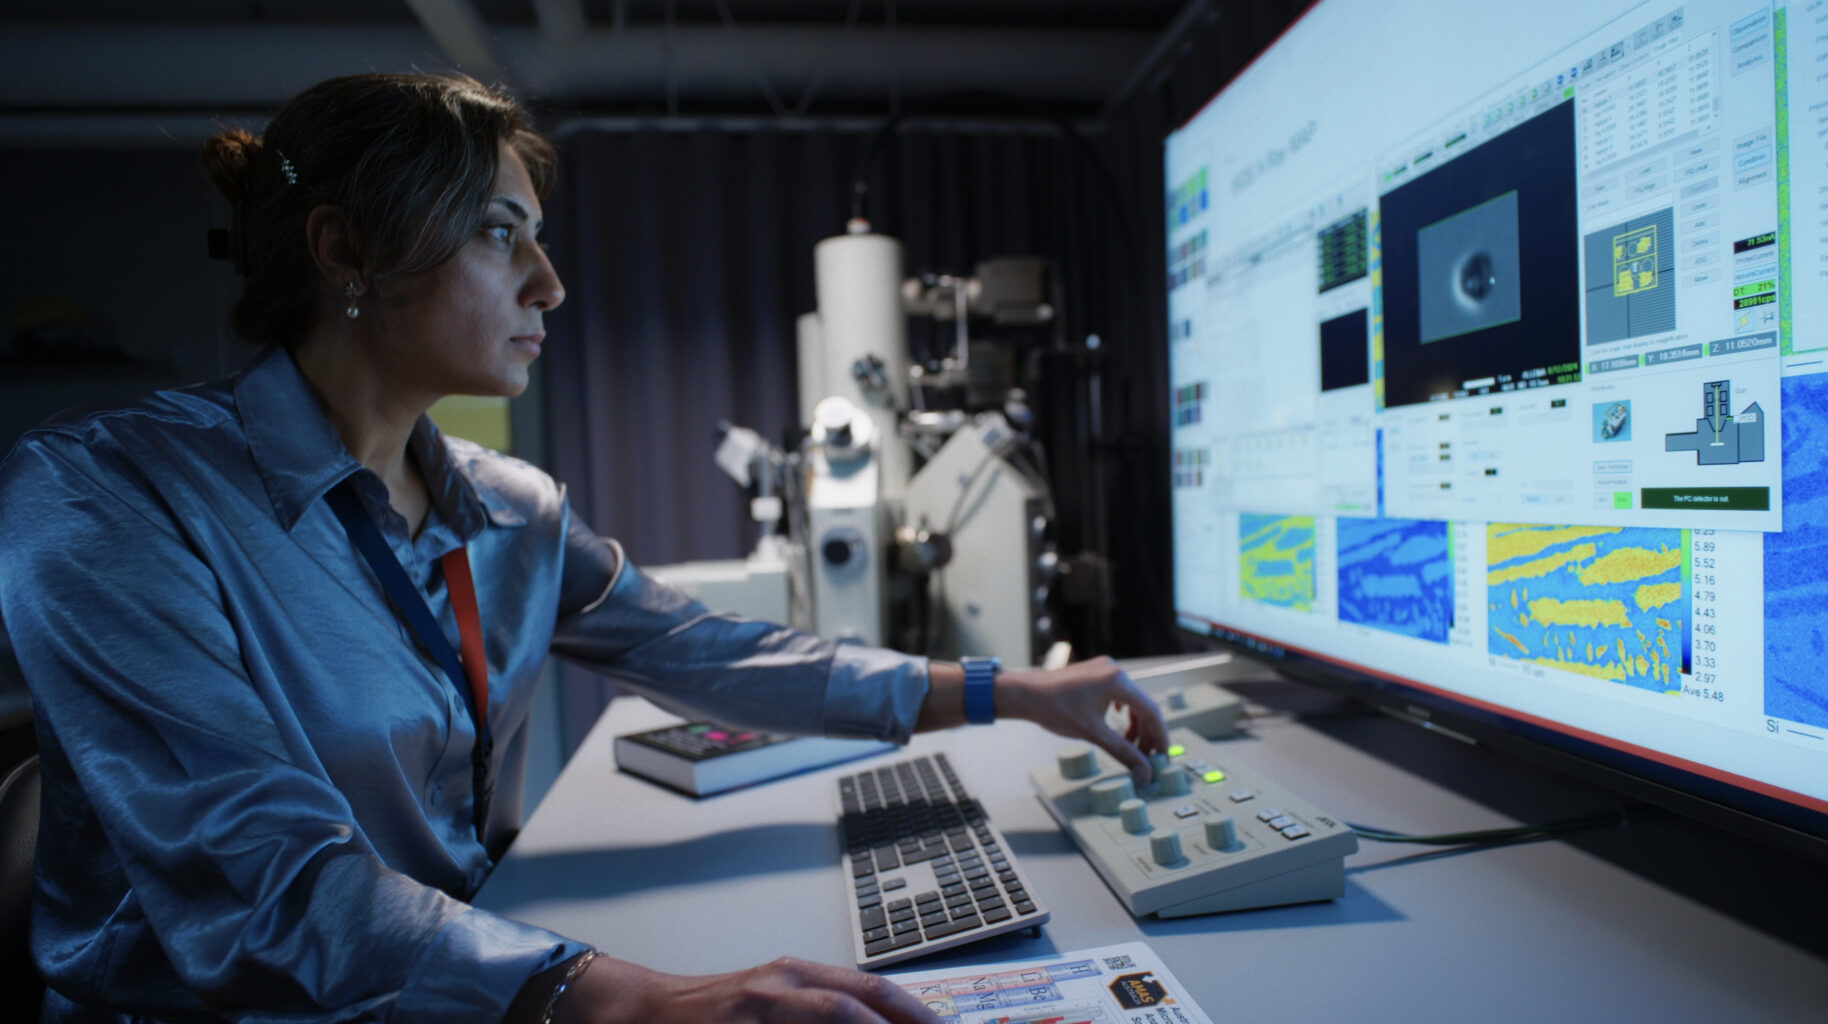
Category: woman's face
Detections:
[{"x1": 371, "y1": 141, "x2": 565, "y2": 400}]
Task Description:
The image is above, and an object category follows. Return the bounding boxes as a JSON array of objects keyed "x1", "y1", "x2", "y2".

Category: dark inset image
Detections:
[
  {"x1": 1584, "y1": 206, "x2": 1677, "y2": 343},
  {"x1": 1319, "y1": 308, "x2": 1370, "y2": 391},
  {"x1": 1380, "y1": 101, "x2": 1581, "y2": 408}
]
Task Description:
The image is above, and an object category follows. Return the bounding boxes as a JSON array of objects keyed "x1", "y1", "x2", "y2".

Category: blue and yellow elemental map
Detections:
[{"x1": 1487, "y1": 524, "x2": 1690, "y2": 692}]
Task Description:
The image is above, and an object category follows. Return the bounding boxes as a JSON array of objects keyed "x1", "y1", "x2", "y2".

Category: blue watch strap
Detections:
[{"x1": 962, "y1": 657, "x2": 1000, "y2": 724}]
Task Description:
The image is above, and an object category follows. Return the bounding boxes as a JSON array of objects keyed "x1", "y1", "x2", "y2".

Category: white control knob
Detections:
[
  {"x1": 1204, "y1": 814, "x2": 1238, "y2": 850},
  {"x1": 1165, "y1": 688, "x2": 1189, "y2": 711},
  {"x1": 1090, "y1": 777, "x2": 1135, "y2": 815},
  {"x1": 1157, "y1": 766, "x2": 1191, "y2": 797},
  {"x1": 1119, "y1": 798, "x2": 1151, "y2": 834},
  {"x1": 1150, "y1": 828, "x2": 1184, "y2": 865},
  {"x1": 1149, "y1": 752, "x2": 1170, "y2": 778},
  {"x1": 1057, "y1": 745, "x2": 1099, "y2": 780}
]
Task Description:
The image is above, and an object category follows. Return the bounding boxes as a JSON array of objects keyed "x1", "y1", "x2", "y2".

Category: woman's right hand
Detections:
[{"x1": 553, "y1": 954, "x2": 943, "y2": 1024}]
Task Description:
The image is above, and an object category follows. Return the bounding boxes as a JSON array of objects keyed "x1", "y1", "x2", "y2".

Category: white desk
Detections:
[{"x1": 476, "y1": 666, "x2": 1828, "y2": 1023}]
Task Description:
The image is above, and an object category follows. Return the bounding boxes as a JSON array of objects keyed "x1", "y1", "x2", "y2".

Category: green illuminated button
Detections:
[
  {"x1": 1167, "y1": 745, "x2": 1186, "y2": 758},
  {"x1": 1203, "y1": 770, "x2": 1226, "y2": 784},
  {"x1": 1640, "y1": 487, "x2": 1770, "y2": 511},
  {"x1": 1613, "y1": 491, "x2": 1632, "y2": 509}
]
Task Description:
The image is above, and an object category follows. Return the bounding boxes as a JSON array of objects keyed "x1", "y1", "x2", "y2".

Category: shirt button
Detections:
[{"x1": 428, "y1": 785, "x2": 443, "y2": 808}]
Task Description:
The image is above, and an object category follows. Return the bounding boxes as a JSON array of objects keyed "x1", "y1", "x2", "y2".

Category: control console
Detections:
[{"x1": 1031, "y1": 726, "x2": 1357, "y2": 917}]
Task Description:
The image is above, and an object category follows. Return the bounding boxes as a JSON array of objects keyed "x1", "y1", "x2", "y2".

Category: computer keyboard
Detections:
[{"x1": 838, "y1": 752, "x2": 1049, "y2": 969}]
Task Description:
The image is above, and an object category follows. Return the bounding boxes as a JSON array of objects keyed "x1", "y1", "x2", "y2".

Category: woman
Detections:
[{"x1": 0, "y1": 73, "x2": 1166, "y2": 1024}]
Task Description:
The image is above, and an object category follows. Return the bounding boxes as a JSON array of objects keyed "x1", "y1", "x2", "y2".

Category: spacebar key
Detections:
[
  {"x1": 864, "y1": 932, "x2": 924, "y2": 958},
  {"x1": 922, "y1": 915, "x2": 982, "y2": 939}
]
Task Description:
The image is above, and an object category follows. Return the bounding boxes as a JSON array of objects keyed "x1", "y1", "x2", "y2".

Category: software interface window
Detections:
[{"x1": 1165, "y1": 0, "x2": 1827, "y2": 821}]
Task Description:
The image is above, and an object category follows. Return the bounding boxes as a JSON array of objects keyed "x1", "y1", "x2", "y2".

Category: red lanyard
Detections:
[{"x1": 440, "y1": 548, "x2": 489, "y2": 724}]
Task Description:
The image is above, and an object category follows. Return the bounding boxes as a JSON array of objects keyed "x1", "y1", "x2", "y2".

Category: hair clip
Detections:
[{"x1": 278, "y1": 152, "x2": 298, "y2": 186}]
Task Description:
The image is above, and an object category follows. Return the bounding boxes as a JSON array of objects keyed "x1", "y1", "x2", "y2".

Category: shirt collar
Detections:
[{"x1": 234, "y1": 345, "x2": 493, "y2": 537}]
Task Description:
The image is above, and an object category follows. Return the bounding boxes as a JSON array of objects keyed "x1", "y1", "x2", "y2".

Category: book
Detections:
[{"x1": 613, "y1": 721, "x2": 894, "y2": 796}]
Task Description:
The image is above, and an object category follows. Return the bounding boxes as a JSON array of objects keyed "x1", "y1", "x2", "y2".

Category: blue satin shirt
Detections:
[{"x1": 0, "y1": 346, "x2": 930, "y2": 1023}]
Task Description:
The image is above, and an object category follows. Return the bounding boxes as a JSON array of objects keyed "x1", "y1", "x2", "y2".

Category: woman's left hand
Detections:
[{"x1": 997, "y1": 656, "x2": 1170, "y2": 784}]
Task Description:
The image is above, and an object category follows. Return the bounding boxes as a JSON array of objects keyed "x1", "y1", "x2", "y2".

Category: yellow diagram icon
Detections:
[{"x1": 1612, "y1": 224, "x2": 1659, "y2": 296}]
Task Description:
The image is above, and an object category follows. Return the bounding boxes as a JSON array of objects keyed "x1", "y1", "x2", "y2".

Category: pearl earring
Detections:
[{"x1": 345, "y1": 282, "x2": 360, "y2": 320}]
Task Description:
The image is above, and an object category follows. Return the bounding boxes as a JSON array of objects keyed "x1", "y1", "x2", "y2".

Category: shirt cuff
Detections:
[
  {"x1": 392, "y1": 906, "x2": 590, "y2": 1024},
  {"x1": 821, "y1": 644, "x2": 930, "y2": 744}
]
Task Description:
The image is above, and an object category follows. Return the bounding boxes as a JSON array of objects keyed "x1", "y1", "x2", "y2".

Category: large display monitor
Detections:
[{"x1": 1165, "y1": 0, "x2": 1828, "y2": 859}]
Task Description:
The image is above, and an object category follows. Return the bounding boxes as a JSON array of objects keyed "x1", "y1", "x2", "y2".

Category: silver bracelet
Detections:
[{"x1": 540, "y1": 950, "x2": 598, "y2": 1024}]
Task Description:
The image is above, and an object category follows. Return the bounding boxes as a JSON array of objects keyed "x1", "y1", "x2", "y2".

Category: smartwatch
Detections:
[{"x1": 961, "y1": 656, "x2": 1001, "y2": 724}]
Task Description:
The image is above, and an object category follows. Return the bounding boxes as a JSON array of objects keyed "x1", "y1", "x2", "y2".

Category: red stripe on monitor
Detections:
[
  {"x1": 1172, "y1": 0, "x2": 1324, "y2": 133},
  {"x1": 1179, "y1": 615, "x2": 1828, "y2": 817}
]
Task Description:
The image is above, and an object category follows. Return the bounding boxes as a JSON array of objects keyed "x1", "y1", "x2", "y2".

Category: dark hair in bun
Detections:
[{"x1": 201, "y1": 72, "x2": 556, "y2": 347}]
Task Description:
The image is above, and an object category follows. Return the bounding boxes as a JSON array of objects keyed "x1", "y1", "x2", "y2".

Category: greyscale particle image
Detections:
[
  {"x1": 1336, "y1": 517, "x2": 1454, "y2": 643},
  {"x1": 1583, "y1": 206, "x2": 1676, "y2": 343},
  {"x1": 1416, "y1": 191, "x2": 1523, "y2": 344},
  {"x1": 1377, "y1": 101, "x2": 1581, "y2": 407}
]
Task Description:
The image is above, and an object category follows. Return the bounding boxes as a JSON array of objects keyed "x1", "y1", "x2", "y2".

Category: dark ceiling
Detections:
[{"x1": 0, "y1": 0, "x2": 1209, "y2": 125}]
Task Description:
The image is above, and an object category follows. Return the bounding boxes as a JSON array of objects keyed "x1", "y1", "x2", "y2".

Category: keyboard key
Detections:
[
  {"x1": 923, "y1": 915, "x2": 982, "y2": 939},
  {"x1": 864, "y1": 933, "x2": 923, "y2": 957}
]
